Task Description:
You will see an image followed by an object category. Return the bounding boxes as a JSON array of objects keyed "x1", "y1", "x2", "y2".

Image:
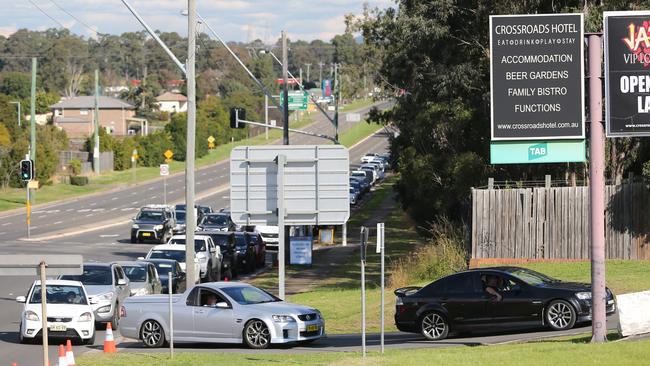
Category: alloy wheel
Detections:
[
  {"x1": 421, "y1": 313, "x2": 448, "y2": 340},
  {"x1": 245, "y1": 320, "x2": 270, "y2": 349},
  {"x1": 547, "y1": 301, "x2": 574, "y2": 330},
  {"x1": 141, "y1": 320, "x2": 164, "y2": 347}
]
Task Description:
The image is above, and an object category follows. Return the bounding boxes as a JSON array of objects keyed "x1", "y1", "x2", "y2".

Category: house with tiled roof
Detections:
[{"x1": 155, "y1": 92, "x2": 188, "y2": 113}]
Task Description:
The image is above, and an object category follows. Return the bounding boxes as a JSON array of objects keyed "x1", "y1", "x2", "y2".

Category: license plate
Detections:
[
  {"x1": 50, "y1": 323, "x2": 67, "y2": 332},
  {"x1": 307, "y1": 325, "x2": 319, "y2": 332},
  {"x1": 142, "y1": 232, "x2": 151, "y2": 237}
]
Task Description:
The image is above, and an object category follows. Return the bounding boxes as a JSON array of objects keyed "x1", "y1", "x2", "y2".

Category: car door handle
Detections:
[{"x1": 194, "y1": 309, "x2": 205, "y2": 314}]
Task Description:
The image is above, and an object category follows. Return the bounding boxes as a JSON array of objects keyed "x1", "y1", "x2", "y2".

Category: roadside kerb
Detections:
[{"x1": 20, "y1": 183, "x2": 230, "y2": 242}]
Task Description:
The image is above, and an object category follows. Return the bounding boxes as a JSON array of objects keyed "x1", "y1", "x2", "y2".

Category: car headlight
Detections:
[
  {"x1": 78, "y1": 312, "x2": 93, "y2": 322},
  {"x1": 576, "y1": 292, "x2": 592, "y2": 300},
  {"x1": 96, "y1": 292, "x2": 114, "y2": 301},
  {"x1": 153, "y1": 224, "x2": 164, "y2": 231},
  {"x1": 25, "y1": 310, "x2": 39, "y2": 321},
  {"x1": 97, "y1": 305, "x2": 111, "y2": 313},
  {"x1": 132, "y1": 224, "x2": 139, "y2": 229},
  {"x1": 272, "y1": 315, "x2": 296, "y2": 323}
]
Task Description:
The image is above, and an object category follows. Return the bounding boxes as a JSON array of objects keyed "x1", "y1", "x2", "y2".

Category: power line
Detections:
[
  {"x1": 48, "y1": 0, "x2": 104, "y2": 36},
  {"x1": 26, "y1": 0, "x2": 66, "y2": 29}
]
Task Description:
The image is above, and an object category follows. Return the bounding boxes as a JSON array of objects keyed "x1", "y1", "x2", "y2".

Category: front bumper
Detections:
[
  {"x1": 268, "y1": 318, "x2": 325, "y2": 344},
  {"x1": 576, "y1": 298, "x2": 617, "y2": 322},
  {"x1": 22, "y1": 318, "x2": 94, "y2": 340},
  {"x1": 131, "y1": 228, "x2": 163, "y2": 241}
]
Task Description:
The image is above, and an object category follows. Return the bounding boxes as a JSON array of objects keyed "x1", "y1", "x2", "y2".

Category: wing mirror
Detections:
[
  {"x1": 215, "y1": 302, "x2": 229, "y2": 309},
  {"x1": 15, "y1": 296, "x2": 26, "y2": 303},
  {"x1": 137, "y1": 257, "x2": 145, "y2": 260},
  {"x1": 117, "y1": 279, "x2": 127, "y2": 286},
  {"x1": 90, "y1": 298, "x2": 99, "y2": 305}
]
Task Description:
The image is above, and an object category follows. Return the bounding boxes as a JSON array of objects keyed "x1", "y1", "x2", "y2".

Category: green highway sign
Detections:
[
  {"x1": 490, "y1": 140, "x2": 585, "y2": 164},
  {"x1": 280, "y1": 91, "x2": 308, "y2": 110}
]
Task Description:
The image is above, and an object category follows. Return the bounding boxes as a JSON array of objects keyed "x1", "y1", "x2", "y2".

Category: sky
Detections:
[{"x1": 1, "y1": 0, "x2": 394, "y2": 42}]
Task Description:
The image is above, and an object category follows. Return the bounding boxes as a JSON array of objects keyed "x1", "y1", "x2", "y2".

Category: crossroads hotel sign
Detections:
[{"x1": 489, "y1": 14, "x2": 585, "y2": 164}]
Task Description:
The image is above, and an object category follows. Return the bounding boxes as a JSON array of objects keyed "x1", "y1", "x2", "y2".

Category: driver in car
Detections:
[
  {"x1": 204, "y1": 293, "x2": 218, "y2": 307},
  {"x1": 484, "y1": 275, "x2": 503, "y2": 302}
]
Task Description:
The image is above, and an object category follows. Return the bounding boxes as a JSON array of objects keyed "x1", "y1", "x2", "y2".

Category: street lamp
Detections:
[{"x1": 9, "y1": 101, "x2": 21, "y2": 127}]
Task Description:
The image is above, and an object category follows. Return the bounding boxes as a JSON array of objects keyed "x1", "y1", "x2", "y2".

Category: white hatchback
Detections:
[{"x1": 17, "y1": 280, "x2": 95, "y2": 344}]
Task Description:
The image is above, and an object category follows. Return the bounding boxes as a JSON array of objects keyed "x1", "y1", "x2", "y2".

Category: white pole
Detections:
[
  {"x1": 342, "y1": 223, "x2": 347, "y2": 246},
  {"x1": 185, "y1": 0, "x2": 198, "y2": 287},
  {"x1": 360, "y1": 227, "x2": 366, "y2": 358},
  {"x1": 163, "y1": 175, "x2": 167, "y2": 205},
  {"x1": 39, "y1": 261, "x2": 48, "y2": 366},
  {"x1": 265, "y1": 94, "x2": 269, "y2": 140},
  {"x1": 168, "y1": 271, "x2": 174, "y2": 358},
  {"x1": 378, "y1": 222, "x2": 385, "y2": 353}
]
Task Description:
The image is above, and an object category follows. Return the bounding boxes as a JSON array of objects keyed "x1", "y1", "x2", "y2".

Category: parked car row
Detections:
[{"x1": 350, "y1": 152, "x2": 390, "y2": 206}]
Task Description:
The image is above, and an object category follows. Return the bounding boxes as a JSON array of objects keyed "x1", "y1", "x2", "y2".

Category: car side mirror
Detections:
[
  {"x1": 90, "y1": 298, "x2": 99, "y2": 305},
  {"x1": 137, "y1": 257, "x2": 145, "y2": 260},
  {"x1": 215, "y1": 302, "x2": 229, "y2": 309},
  {"x1": 117, "y1": 279, "x2": 127, "y2": 286},
  {"x1": 15, "y1": 296, "x2": 26, "y2": 303}
]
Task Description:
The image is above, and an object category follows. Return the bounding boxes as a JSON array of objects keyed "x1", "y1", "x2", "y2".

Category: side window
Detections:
[
  {"x1": 186, "y1": 287, "x2": 199, "y2": 306},
  {"x1": 443, "y1": 273, "x2": 477, "y2": 294},
  {"x1": 117, "y1": 267, "x2": 126, "y2": 281},
  {"x1": 419, "y1": 281, "x2": 444, "y2": 297},
  {"x1": 113, "y1": 267, "x2": 119, "y2": 284},
  {"x1": 198, "y1": 288, "x2": 227, "y2": 307}
]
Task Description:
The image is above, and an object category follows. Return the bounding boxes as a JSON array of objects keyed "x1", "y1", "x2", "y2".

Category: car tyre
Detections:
[
  {"x1": 420, "y1": 312, "x2": 449, "y2": 341},
  {"x1": 18, "y1": 323, "x2": 34, "y2": 344},
  {"x1": 130, "y1": 235, "x2": 137, "y2": 244},
  {"x1": 243, "y1": 319, "x2": 271, "y2": 349},
  {"x1": 140, "y1": 319, "x2": 166, "y2": 348},
  {"x1": 545, "y1": 300, "x2": 576, "y2": 331}
]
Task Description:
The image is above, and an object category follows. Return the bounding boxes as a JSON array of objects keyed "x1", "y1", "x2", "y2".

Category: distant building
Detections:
[
  {"x1": 156, "y1": 92, "x2": 188, "y2": 113},
  {"x1": 50, "y1": 96, "x2": 147, "y2": 138}
]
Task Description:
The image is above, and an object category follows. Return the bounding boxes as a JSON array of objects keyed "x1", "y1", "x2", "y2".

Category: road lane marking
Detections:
[
  {"x1": 0, "y1": 232, "x2": 5, "y2": 235},
  {"x1": 91, "y1": 209, "x2": 104, "y2": 212},
  {"x1": 111, "y1": 197, "x2": 118, "y2": 200},
  {"x1": 99, "y1": 234, "x2": 119, "y2": 238},
  {"x1": 90, "y1": 202, "x2": 97, "y2": 206},
  {"x1": 54, "y1": 221, "x2": 62, "y2": 225},
  {"x1": 1, "y1": 222, "x2": 11, "y2": 226},
  {"x1": 78, "y1": 209, "x2": 90, "y2": 212}
]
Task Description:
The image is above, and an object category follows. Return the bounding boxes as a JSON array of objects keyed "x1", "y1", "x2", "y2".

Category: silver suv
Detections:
[
  {"x1": 131, "y1": 205, "x2": 176, "y2": 243},
  {"x1": 59, "y1": 263, "x2": 131, "y2": 329}
]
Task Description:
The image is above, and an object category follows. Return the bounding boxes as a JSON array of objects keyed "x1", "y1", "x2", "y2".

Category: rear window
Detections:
[
  {"x1": 149, "y1": 250, "x2": 185, "y2": 263},
  {"x1": 235, "y1": 234, "x2": 248, "y2": 248},
  {"x1": 201, "y1": 215, "x2": 228, "y2": 226},
  {"x1": 169, "y1": 238, "x2": 206, "y2": 252},
  {"x1": 122, "y1": 266, "x2": 147, "y2": 282},
  {"x1": 30, "y1": 285, "x2": 87, "y2": 305},
  {"x1": 61, "y1": 267, "x2": 111, "y2": 285}
]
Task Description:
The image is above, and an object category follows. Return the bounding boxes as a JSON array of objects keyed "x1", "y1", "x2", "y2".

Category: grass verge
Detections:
[
  {"x1": 339, "y1": 122, "x2": 384, "y2": 148},
  {"x1": 76, "y1": 335, "x2": 650, "y2": 366}
]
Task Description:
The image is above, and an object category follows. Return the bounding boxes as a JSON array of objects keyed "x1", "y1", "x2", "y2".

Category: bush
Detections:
[
  {"x1": 389, "y1": 217, "x2": 469, "y2": 289},
  {"x1": 68, "y1": 159, "x2": 81, "y2": 176},
  {"x1": 70, "y1": 175, "x2": 89, "y2": 186}
]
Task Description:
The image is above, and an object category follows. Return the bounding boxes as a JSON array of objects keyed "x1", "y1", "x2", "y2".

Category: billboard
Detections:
[
  {"x1": 490, "y1": 14, "x2": 584, "y2": 140},
  {"x1": 322, "y1": 79, "x2": 331, "y2": 97},
  {"x1": 604, "y1": 11, "x2": 650, "y2": 137}
]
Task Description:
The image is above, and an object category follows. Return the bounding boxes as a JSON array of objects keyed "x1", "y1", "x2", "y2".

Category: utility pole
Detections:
[
  {"x1": 264, "y1": 94, "x2": 269, "y2": 140},
  {"x1": 185, "y1": 0, "x2": 197, "y2": 288},
  {"x1": 304, "y1": 63, "x2": 311, "y2": 83},
  {"x1": 279, "y1": 30, "x2": 290, "y2": 300},
  {"x1": 93, "y1": 69, "x2": 100, "y2": 174},
  {"x1": 334, "y1": 63, "x2": 339, "y2": 142},
  {"x1": 318, "y1": 61, "x2": 324, "y2": 84},
  {"x1": 588, "y1": 33, "x2": 607, "y2": 344},
  {"x1": 29, "y1": 57, "x2": 36, "y2": 204}
]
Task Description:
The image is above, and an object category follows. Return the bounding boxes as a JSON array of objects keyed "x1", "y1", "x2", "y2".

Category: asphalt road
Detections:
[
  {"x1": 0, "y1": 100, "x2": 392, "y2": 242},
  {"x1": 0, "y1": 116, "x2": 391, "y2": 365}
]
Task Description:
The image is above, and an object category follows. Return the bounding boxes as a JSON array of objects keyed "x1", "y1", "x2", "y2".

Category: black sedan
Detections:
[
  {"x1": 138, "y1": 259, "x2": 186, "y2": 294},
  {"x1": 394, "y1": 266, "x2": 616, "y2": 341}
]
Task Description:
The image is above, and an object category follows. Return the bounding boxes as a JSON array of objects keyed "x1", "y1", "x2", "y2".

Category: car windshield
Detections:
[
  {"x1": 153, "y1": 262, "x2": 174, "y2": 275},
  {"x1": 30, "y1": 285, "x2": 87, "y2": 305},
  {"x1": 176, "y1": 211, "x2": 186, "y2": 222},
  {"x1": 122, "y1": 266, "x2": 147, "y2": 282},
  {"x1": 169, "y1": 238, "x2": 206, "y2": 251},
  {"x1": 202, "y1": 215, "x2": 228, "y2": 225},
  {"x1": 505, "y1": 268, "x2": 557, "y2": 285},
  {"x1": 136, "y1": 210, "x2": 164, "y2": 221},
  {"x1": 60, "y1": 267, "x2": 111, "y2": 285},
  {"x1": 149, "y1": 250, "x2": 185, "y2": 263},
  {"x1": 221, "y1": 286, "x2": 279, "y2": 305},
  {"x1": 206, "y1": 234, "x2": 230, "y2": 247}
]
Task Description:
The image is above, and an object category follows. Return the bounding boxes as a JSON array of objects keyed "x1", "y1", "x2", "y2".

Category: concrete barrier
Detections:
[{"x1": 617, "y1": 290, "x2": 650, "y2": 337}]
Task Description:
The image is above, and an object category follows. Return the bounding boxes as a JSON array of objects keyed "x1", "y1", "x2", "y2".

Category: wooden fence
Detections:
[{"x1": 471, "y1": 183, "x2": 650, "y2": 260}]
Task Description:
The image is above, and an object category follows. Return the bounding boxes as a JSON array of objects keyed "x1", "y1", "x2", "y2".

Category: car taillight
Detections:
[
  {"x1": 395, "y1": 296, "x2": 403, "y2": 306},
  {"x1": 120, "y1": 305, "x2": 127, "y2": 318}
]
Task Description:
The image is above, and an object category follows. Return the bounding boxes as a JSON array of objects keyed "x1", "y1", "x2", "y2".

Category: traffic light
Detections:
[
  {"x1": 229, "y1": 107, "x2": 246, "y2": 129},
  {"x1": 20, "y1": 159, "x2": 34, "y2": 181}
]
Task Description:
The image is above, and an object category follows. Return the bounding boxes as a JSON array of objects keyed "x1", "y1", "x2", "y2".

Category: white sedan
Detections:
[{"x1": 17, "y1": 280, "x2": 95, "y2": 344}]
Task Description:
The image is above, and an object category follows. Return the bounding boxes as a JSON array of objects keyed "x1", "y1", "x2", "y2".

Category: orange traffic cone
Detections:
[
  {"x1": 65, "y1": 339, "x2": 76, "y2": 366},
  {"x1": 103, "y1": 322, "x2": 117, "y2": 353},
  {"x1": 57, "y1": 344, "x2": 68, "y2": 366}
]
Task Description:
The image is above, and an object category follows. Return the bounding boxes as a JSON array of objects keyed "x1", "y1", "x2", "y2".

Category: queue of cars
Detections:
[{"x1": 349, "y1": 152, "x2": 390, "y2": 206}]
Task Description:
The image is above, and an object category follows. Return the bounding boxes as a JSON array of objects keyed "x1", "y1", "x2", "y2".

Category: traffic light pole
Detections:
[{"x1": 29, "y1": 58, "x2": 36, "y2": 204}]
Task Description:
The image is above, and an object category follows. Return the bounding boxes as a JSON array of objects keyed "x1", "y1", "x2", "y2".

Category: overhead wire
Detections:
[
  {"x1": 25, "y1": 0, "x2": 67, "y2": 29},
  {"x1": 47, "y1": 0, "x2": 105, "y2": 37}
]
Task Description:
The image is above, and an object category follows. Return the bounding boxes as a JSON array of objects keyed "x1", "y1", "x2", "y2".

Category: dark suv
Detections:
[
  {"x1": 197, "y1": 231, "x2": 237, "y2": 279},
  {"x1": 131, "y1": 205, "x2": 175, "y2": 243}
]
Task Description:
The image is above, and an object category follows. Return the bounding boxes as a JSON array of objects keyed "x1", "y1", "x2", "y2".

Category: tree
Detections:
[{"x1": 0, "y1": 72, "x2": 31, "y2": 99}]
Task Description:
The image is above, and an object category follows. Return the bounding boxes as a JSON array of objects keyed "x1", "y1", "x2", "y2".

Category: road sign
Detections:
[
  {"x1": 275, "y1": 78, "x2": 298, "y2": 85},
  {"x1": 346, "y1": 113, "x2": 361, "y2": 122},
  {"x1": 0, "y1": 255, "x2": 83, "y2": 276},
  {"x1": 230, "y1": 145, "x2": 350, "y2": 226},
  {"x1": 280, "y1": 91, "x2": 308, "y2": 110},
  {"x1": 164, "y1": 149, "x2": 174, "y2": 160},
  {"x1": 290, "y1": 236, "x2": 313, "y2": 265},
  {"x1": 490, "y1": 140, "x2": 585, "y2": 164},
  {"x1": 604, "y1": 11, "x2": 650, "y2": 136},
  {"x1": 207, "y1": 136, "x2": 215, "y2": 143},
  {"x1": 160, "y1": 164, "x2": 169, "y2": 176},
  {"x1": 490, "y1": 14, "x2": 584, "y2": 141},
  {"x1": 27, "y1": 180, "x2": 39, "y2": 189}
]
